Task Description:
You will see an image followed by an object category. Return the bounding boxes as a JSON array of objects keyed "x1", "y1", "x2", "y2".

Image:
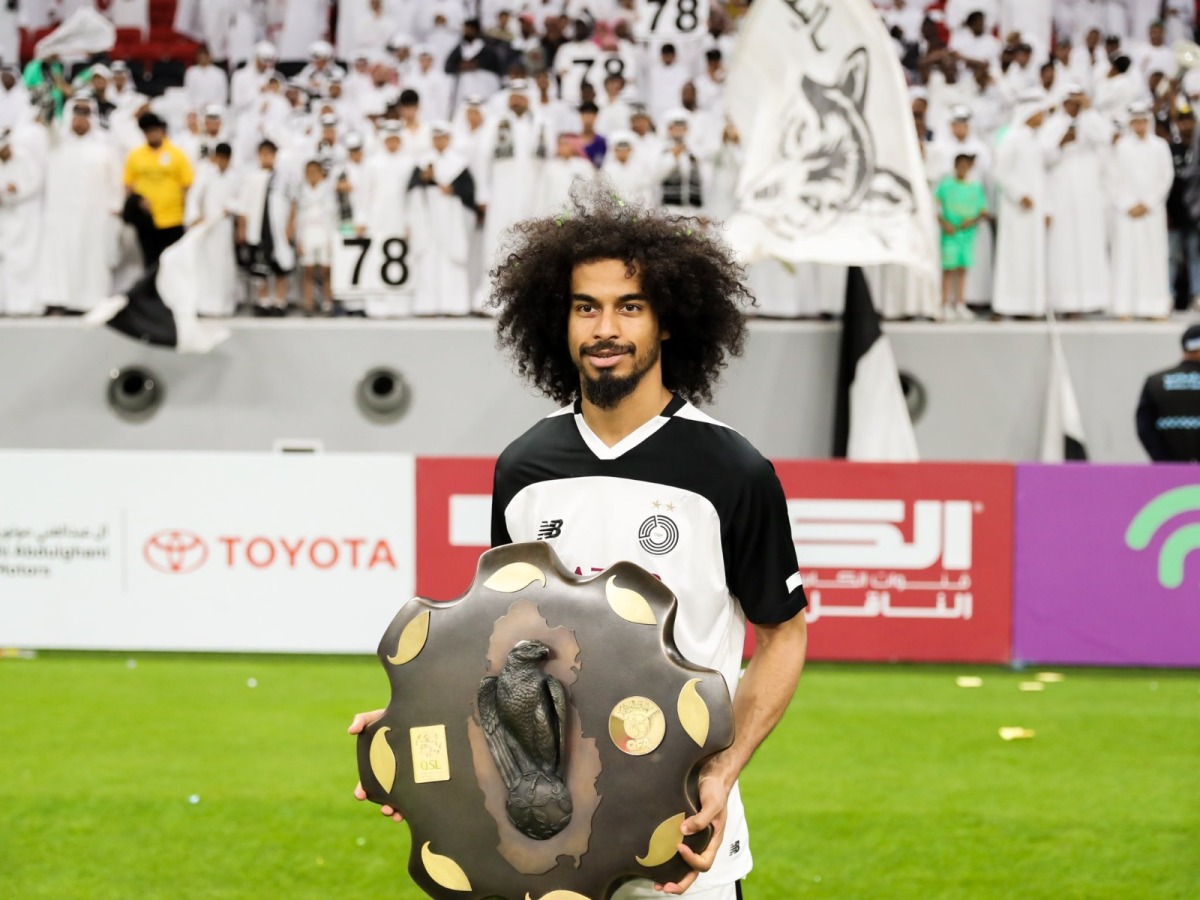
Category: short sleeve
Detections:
[
  {"x1": 724, "y1": 459, "x2": 807, "y2": 625},
  {"x1": 490, "y1": 454, "x2": 516, "y2": 548}
]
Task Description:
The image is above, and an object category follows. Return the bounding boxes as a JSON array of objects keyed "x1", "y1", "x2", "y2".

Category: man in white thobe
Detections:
[
  {"x1": 0, "y1": 131, "x2": 44, "y2": 316},
  {"x1": 184, "y1": 46, "x2": 229, "y2": 110},
  {"x1": 36, "y1": 100, "x2": 122, "y2": 314},
  {"x1": 355, "y1": 121, "x2": 415, "y2": 317},
  {"x1": 1043, "y1": 86, "x2": 1114, "y2": 315},
  {"x1": 475, "y1": 82, "x2": 548, "y2": 307},
  {"x1": 992, "y1": 94, "x2": 1051, "y2": 317},
  {"x1": 1109, "y1": 102, "x2": 1176, "y2": 319},
  {"x1": 600, "y1": 132, "x2": 654, "y2": 206},
  {"x1": 184, "y1": 142, "x2": 239, "y2": 316},
  {"x1": 407, "y1": 122, "x2": 475, "y2": 316},
  {"x1": 538, "y1": 133, "x2": 595, "y2": 214},
  {"x1": 231, "y1": 43, "x2": 279, "y2": 118}
]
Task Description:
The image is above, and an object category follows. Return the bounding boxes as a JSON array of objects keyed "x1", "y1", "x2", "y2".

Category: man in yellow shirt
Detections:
[{"x1": 124, "y1": 112, "x2": 194, "y2": 265}]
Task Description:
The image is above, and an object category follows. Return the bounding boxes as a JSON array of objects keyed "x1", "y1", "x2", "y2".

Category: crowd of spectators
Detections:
[{"x1": 0, "y1": 1, "x2": 1197, "y2": 322}]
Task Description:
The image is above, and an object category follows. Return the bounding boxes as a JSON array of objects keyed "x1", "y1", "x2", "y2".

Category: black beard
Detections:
[{"x1": 579, "y1": 342, "x2": 660, "y2": 410}]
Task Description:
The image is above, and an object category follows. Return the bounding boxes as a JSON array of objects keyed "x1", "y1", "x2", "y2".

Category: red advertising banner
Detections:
[
  {"x1": 415, "y1": 457, "x2": 496, "y2": 600},
  {"x1": 415, "y1": 458, "x2": 1015, "y2": 664},
  {"x1": 776, "y1": 461, "x2": 1014, "y2": 663}
]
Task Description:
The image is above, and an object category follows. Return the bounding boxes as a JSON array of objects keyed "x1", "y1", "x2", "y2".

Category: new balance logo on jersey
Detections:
[
  {"x1": 537, "y1": 519, "x2": 564, "y2": 540},
  {"x1": 728, "y1": 840, "x2": 741, "y2": 857}
]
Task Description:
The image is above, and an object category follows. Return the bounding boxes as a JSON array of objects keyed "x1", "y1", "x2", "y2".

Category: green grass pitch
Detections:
[{"x1": 1, "y1": 653, "x2": 1196, "y2": 899}]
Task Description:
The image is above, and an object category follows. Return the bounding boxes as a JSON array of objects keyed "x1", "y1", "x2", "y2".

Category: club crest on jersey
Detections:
[{"x1": 638, "y1": 514, "x2": 679, "y2": 556}]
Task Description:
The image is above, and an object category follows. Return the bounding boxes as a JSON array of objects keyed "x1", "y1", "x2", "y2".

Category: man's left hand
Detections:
[{"x1": 653, "y1": 769, "x2": 732, "y2": 894}]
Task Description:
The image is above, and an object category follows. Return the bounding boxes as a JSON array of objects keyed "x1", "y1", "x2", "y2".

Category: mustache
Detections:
[{"x1": 582, "y1": 341, "x2": 635, "y2": 356}]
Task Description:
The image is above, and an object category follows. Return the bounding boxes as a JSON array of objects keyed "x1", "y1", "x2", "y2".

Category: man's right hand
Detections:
[
  {"x1": 348, "y1": 709, "x2": 404, "y2": 822},
  {"x1": 1019, "y1": 196, "x2": 1034, "y2": 211}
]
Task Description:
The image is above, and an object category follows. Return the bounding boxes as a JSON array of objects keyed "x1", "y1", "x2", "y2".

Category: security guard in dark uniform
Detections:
[{"x1": 1136, "y1": 324, "x2": 1200, "y2": 462}]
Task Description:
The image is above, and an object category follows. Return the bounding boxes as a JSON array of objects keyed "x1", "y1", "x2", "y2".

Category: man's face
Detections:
[
  {"x1": 205, "y1": 116, "x2": 222, "y2": 135},
  {"x1": 568, "y1": 259, "x2": 667, "y2": 410},
  {"x1": 1041, "y1": 66, "x2": 1055, "y2": 90},
  {"x1": 145, "y1": 126, "x2": 165, "y2": 148},
  {"x1": 401, "y1": 103, "x2": 418, "y2": 123},
  {"x1": 951, "y1": 119, "x2": 969, "y2": 140},
  {"x1": 214, "y1": 153, "x2": 231, "y2": 172},
  {"x1": 1086, "y1": 29, "x2": 1100, "y2": 50},
  {"x1": 0, "y1": 144, "x2": 11, "y2": 162},
  {"x1": 668, "y1": 122, "x2": 687, "y2": 143},
  {"x1": 556, "y1": 136, "x2": 575, "y2": 158},
  {"x1": 1150, "y1": 24, "x2": 1164, "y2": 46},
  {"x1": 509, "y1": 92, "x2": 529, "y2": 115},
  {"x1": 1132, "y1": 117, "x2": 1150, "y2": 138},
  {"x1": 92, "y1": 75, "x2": 108, "y2": 94},
  {"x1": 258, "y1": 147, "x2": 276, "y2": 168},
  {"x1": 433, "y1": 133, "x2": 450, "y2": 152},
  {"x1": 954, "y1": 157, "x2": 974, "y2": 179},
  {"x1": 306, "y1": 164, "x2": 323, "y2": 185},
  {"x1": 1064, "y1": 97, "x2": 1081, "y2": 117},
  {"x1": 349, "y1": 146, "x2": 364, "y2": 162},
  {"x1": 661, "y1": 50, "x2": 675, "y2": 66},
  {"x1": 384, "y1": 134, "x2": 402, "y2": 152},
  {"x1": 580, "y1": 110, "x2": 597, "y2": 130},
  {"x1": 632, "y1": 115, "x2": 650, "y2": 135},
  {"x1": 466, "y1": 107, "x2": 483, "y2": 128},
  {"x1": 1180, "y1": 116, "x2": 1196, "y2": 140},
  {"x1": 71, "y1": 111, "x2": 91, "y2": 135},
  {"x1": 614, "y1": 144, "x2": 632, "y2": 163},
  {"x1": 1, "y1": 72, "x2": 14, "y2": 90},
  {"x1": 681, "y1": 83, "x2": 697, "y2": 109}
]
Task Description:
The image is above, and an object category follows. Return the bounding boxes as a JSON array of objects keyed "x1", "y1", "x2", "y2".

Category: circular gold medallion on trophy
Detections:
[{"x1": 608, "y1": 696, "x2": 666, "y2": 756}]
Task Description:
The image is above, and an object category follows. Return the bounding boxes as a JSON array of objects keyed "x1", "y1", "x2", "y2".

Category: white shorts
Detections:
[
  {"x1": 612, "y1": 881, "x2": 740, "y2": 900},
  {"x1": 299, "y1": 226, "x2": 333, "y2": 267}
]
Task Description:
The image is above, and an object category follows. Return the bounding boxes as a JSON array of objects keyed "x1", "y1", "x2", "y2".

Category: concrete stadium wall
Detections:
[{"x1": 0, "y1": 319, "x2": 1188, "y2": 462}]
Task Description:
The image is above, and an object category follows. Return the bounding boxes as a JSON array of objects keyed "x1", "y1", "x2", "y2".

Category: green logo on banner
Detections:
[{"x1": 1125, "y1": 487, "x2": 1200, "y2": 589}]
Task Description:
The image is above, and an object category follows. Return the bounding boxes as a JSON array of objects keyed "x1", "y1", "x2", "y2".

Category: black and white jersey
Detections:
[{"x1": 491, "y1": 395, "x2": 806, "y2": 887}]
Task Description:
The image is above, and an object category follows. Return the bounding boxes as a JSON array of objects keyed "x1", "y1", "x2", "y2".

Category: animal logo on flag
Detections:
[{"x1": 743, "y1": 46, "x2": 916, "y2": 240}]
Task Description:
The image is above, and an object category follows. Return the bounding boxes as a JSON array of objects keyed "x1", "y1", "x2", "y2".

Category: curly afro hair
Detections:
[{"x1": 491, "y1": 181, "x2": 754, "y2": 407}]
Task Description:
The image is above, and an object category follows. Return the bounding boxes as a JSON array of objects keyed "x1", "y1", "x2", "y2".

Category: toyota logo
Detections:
[{"x1": 144, "y1": 530, "x2": 209, "y2": 574}]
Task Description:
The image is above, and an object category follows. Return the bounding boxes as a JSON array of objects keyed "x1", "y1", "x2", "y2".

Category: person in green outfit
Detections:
[
  {"x1": 934, "y1": 153, "x2": 989, "y2": 321},
  {"x1": 21, "y1": 53, "x2": 71, "y2": 120}
]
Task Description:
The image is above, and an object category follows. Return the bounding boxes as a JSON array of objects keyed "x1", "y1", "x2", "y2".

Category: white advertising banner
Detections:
[{"x1": 0, "y1": 451, "x2": 415, "y2": 653}]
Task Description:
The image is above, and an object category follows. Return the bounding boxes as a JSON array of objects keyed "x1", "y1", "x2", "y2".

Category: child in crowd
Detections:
[
  {"x1": 295, "y1": 159, "x2": 338, "y2": 315},
  {"x1": 934, "y1": 153, "x2": 989, "y2": 320}
]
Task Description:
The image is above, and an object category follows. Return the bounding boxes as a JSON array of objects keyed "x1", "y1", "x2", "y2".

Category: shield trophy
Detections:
[{"x1": 355, "y1": 541, "x2": 736, "y2": 900}]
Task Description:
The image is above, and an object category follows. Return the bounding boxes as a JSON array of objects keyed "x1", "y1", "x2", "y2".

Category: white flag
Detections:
[
  {"x1": 724, "y1": 0, "x2": 937, "y2": 286},
  {"x1": 1040, "y1": 328, "x2": 1089, "y2": 462}
]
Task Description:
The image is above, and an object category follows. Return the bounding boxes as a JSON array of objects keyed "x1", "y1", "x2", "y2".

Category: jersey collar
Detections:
[{"x1": 572, "y1": 395, "x2": 685, "y2": 461}]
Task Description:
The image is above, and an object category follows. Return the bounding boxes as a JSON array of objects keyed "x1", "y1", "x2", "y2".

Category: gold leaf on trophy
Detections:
[
  {"x1": 677, "y1": 679, "x2": 710, "y2": 748},
  {"x1": 606, "y1": 576, "x2": 656, "y2": 625},
  {"x1": 484, "y1": 562, "x2": 548, "y2": 593},
  {"x1": 387, "y1": 611, "x2": 430, "y2": 665},
  {"x1": 635, "y1": 813, "x2": 686, "y2": 867},
  {"x1": 421, "y1": 842, "x2": 473, "y2": 892},
  {"x1": 370, "y1": 727, "x2": 396, "y2": 793}
]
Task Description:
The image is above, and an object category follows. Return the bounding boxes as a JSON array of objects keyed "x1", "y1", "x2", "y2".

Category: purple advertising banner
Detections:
[{"x1": 1014, "y1": 464, "x2": 1200, "y2": 667}]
